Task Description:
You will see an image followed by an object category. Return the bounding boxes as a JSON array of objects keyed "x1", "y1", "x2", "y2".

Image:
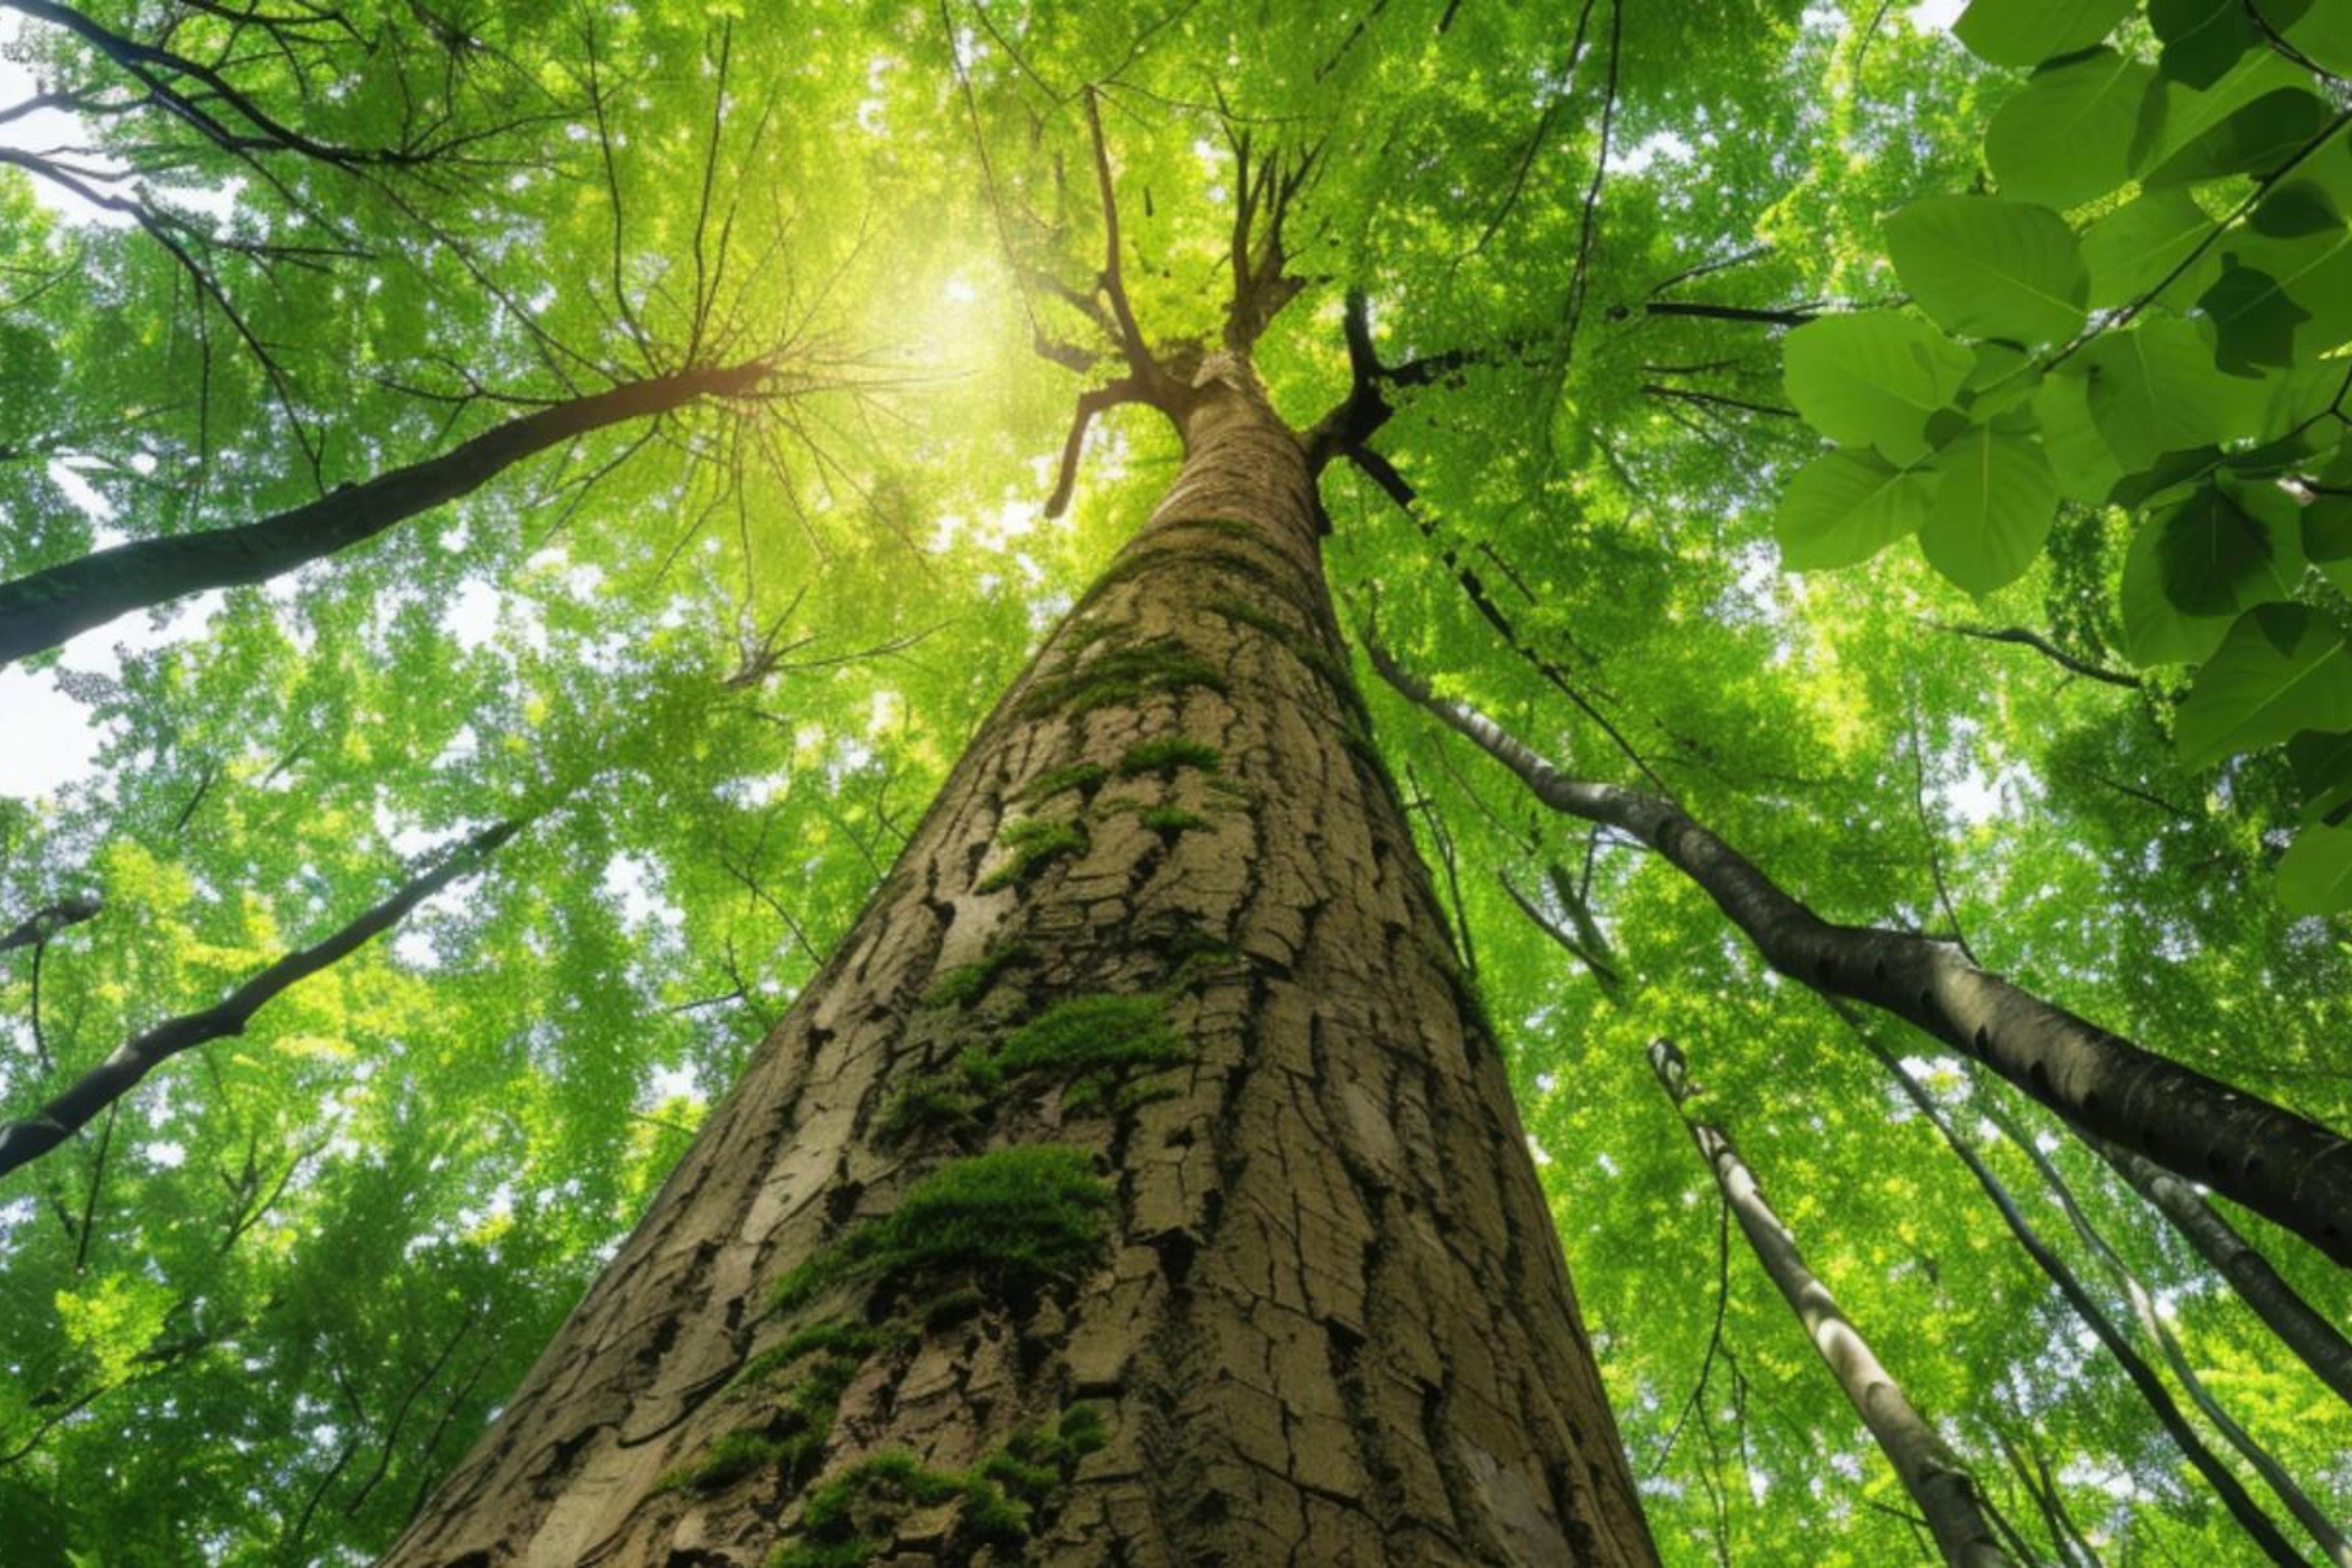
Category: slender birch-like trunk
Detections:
[
  {"x1": 1368, "y1": 644, "x2": 2352, "y2": 1269},
  {"x1": 1647, "y1": 1039, "x2": 2011, "y2": 1568}
]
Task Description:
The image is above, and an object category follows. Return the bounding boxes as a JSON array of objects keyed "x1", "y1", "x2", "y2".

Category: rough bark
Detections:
[
  {"x1": 382, "y1": 360, "x2": 1656, "y2": 1567},
  {"x1": 1648, "y1": 1039, "x2": 2011, "y2": 1568},
  {"x1": 1368, "y1": 646, "x2": 2352, "y2": 1268},
  {"x1": 0, "y1": 361, "x2": 769, "y2": 666},
  {"x1": 2090, "y1": 1136, "x2": 2352, "y2": 1412}
]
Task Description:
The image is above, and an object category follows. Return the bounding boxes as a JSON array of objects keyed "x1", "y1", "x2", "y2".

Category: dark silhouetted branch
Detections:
[{"x1": 0, "y1": 820, "x2": 522, "y2": 1182}]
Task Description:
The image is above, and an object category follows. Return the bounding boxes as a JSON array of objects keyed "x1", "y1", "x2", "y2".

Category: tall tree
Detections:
[
  {"x1": 381, "y1": 135, "x2": 1657, "y2": 1566},
  {"x1": 5, "y1": 4, "x2": 2352, "y2": 1565}
]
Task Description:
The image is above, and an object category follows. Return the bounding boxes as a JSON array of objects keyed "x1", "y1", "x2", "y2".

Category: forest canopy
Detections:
[{"x1": 1, "y1": 0, "x2": 2350, "y2": 1564}]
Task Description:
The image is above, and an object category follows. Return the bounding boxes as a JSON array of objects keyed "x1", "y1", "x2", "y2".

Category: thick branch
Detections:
[
  {"x1": 1930, "y1": 623, "x2": 2140, "y2": 691},
  {"x1": 0, "y1": 360, "x2": 771, "y2": 664},
  {"x1": 1367, "y1": 636, "x2": 2352, "y2": 1267},
  {"x1": 0, "y1": 820, "x2": 520, "y2": 1182},
  {"x1": 1614, "y1": 300, "x2": 1817, "y2": 328},
  {"x1": 0, "y1": 896, "x2": 102, "y2": 954},
  {"x1": 1044, "y1": 377, "x2": 1144, "y2": 519}
]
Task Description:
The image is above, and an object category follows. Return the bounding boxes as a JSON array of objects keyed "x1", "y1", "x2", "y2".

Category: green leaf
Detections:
[
  {"x1": 2143, "y1": 87, "x2": 2334, "y2": 188},
  {"x1": 2276, "y1": 822, "x2": 2352, "y2": 914},
  {"x1": 1773, "y1": 448, "x2": 1932, "y2": 570},
  {"x1": 2121, "y1": 511, "x2": 2239, "y2": 665},
  {"x1": 2079, "y1": 318, "x2": 2262, "y2": 471},
  {"x1": 2081, "y1": 190, "x2": 2217, "y2": 309},
  {"x1": 1953, "y1": 0, "x2": 2135, "y2": 67},
  {"x1": 1884, "y1": 196, "x2": 2088, "y2": 344},
  {"x1": 2176, "y1": 603, "x2": 2352, "y2": 767},
  {"x1": 2231, "y1": 188, "x2": 2352, "y2": 360},
  {"x1": 1781, "y1": 312, "x2": 1972, "y2": 461},
  {"x1": 2288, "y1": 726, "x2": 2352, "y2": 823},
  {"x1": 2302, "y1": 488, "x2": 2352, "y2": 596},
  {"x1": 2150, "y1": 0, "x2": 2260, "y2": 88},
  {"x1": 2198, "y1": 261, "x2": 2313, "y2": 372},
  {"x1": 1985, "y1": 49, "x2": 2157, "y2": 209},
  {"x1": 2152, "y1": 479, "x2": 2304, "y2": 616},
  {"x1": 2030, "y1": 371, "x2": 2122, "y2": 503},
  {"x1": 1919, "y1": 425, "x2": 2059, "y2": 594},
  {"x1": 2135, "y1": 47, "x2": 2311, "y2": 178},
  {"x1": 2278, "y1": 0, "x2": 2352, "y2": 75}
]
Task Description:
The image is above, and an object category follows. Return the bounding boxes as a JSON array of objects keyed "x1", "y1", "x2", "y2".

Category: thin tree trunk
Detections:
[
  {"x1": 2089, "y1": 1136, "x2": 2352, "y2": 1414},
  {"x1": 0, "y1": 361, "x2": 770, "y2": 665},
  {"x1": 1977, "y1": 1098, "x2": 2352, "y2": 1567},
  {"x1": 1648, "y1": 1038, "x2": 2011, "y2": 1567},
  {"x1": 1367, "y1": 644, "x2": 2352, "y2": 1268},
  {"x1": 1994, "y1": 1430, "x2": 2103, "y2": 1568},
  {"x1": 1866, "y1": 1041, "x2": 2310, "y2": 1567},
  {"x1": 383, "y1": 357, "x2": 1656, "y2": 1567}
]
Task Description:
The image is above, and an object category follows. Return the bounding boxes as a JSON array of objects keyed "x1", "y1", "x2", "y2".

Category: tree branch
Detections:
[
  {"x1": 1929, "y1": 622, "x2": 2140, "y2": 690},
  {"x1": 0, "y1": 820, "x2": 523, "y2": 1182},
  {"x1": 0, "y1": 896, "x2": 102, "y2": 954},
  {"x1": 0, "y1": 360, "x2": 773, "y2": 665}
]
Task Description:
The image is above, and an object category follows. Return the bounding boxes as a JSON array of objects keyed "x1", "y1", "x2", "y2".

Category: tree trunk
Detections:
[
  {"x1": 1368, "y1": 645, "x2": 2352, "y2": 1270},
  {"x1": 1866, "y1": 1039, "x2": 2310, "y2": 1568},
  {"x1": 2090, "y1": 1136, "x2": 2352, "y2": 1414},
  {"x1": 1981, "y1": 1105, "x2": 2352, "y2": 1568},
  {"x1": 1648, "y1": 1039, "x2": 2011, "y2": 1568},
  {"x1": 381, "y1": 356, "x2": 1656, "y2": 1567}
]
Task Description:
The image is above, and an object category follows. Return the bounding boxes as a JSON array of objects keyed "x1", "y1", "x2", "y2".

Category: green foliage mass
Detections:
[
  {"x1": 1771, "y1": 0, "x2": 2352, "y2": 911},
  {"x1": 0, "y1": 1, "x2": 2346, "y2": 1564}
]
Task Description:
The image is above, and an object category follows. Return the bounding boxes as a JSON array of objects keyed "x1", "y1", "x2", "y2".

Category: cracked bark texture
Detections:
[{"x1": 381, "y1": 358, "x2": 1657, "y2": 1567}]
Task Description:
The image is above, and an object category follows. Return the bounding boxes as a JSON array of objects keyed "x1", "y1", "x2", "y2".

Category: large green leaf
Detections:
[
  {"x1": 1919, "y1": 425, "x2": 2059, "y2": 595},
  {"x1": 2079, "y1": 318, "x2": 2262, "y2": 470},
  {"x1": 2150, "y1": 0, "x2": 2260, "y2": 88},
  {"x1": 2304, "y1": 488, "x2": 2352, "y2": 597},
  {"x1": 2288, "y1": 726, "x2": 2352, "y2": 824},
  {"x1": 1985, "y1": 50, "x2": 2157, "y2": 209},
  {"x1": 1781, "y1": 312, "x2": 1972, "y2": 462},
  {"x1": 2228, "y1": 183, "x2": 2352, "y2": 361},
  {"x1": 1773, "y1": 448, "x2": 1932, "y2": 570},
  {"x1": 2135, "y1": 46, "x2": 2311, "y2": 176},
  {"x1": 2143, "y1": 87, "x2": 2335, "y2": 188},
  {"x1": 2120, "y1": 512, "x2": 2239, "y2": 665},
  {"x1": 2197, "y1": 261, "x2": 2313, "y2": 373},
  {"x1": 2030, "y1": 371, "x2": 2122, "y2": 503},
  {"x1": 2175, "y1": 603, "x2": 2352, "y2": 767},
  {"x1": 1953, "y1": 0, "x2": 2135, "y2": 67},
  {"x1": 2278, "y1": 0, "x2": 2352, "y2": 74},
  {"x1": 2080, "y1": 190, "x2": 2218, "y2": 310},
  {"x1": 2277, "y1": 821, "x2": 2352, "y2": 914},
  {"x1": 2151, "y1": 478, "x2": 2305, "y2": 616},
  {"x1": 1884, "y1": 197, "x2": 2088, "y2": 345}
]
